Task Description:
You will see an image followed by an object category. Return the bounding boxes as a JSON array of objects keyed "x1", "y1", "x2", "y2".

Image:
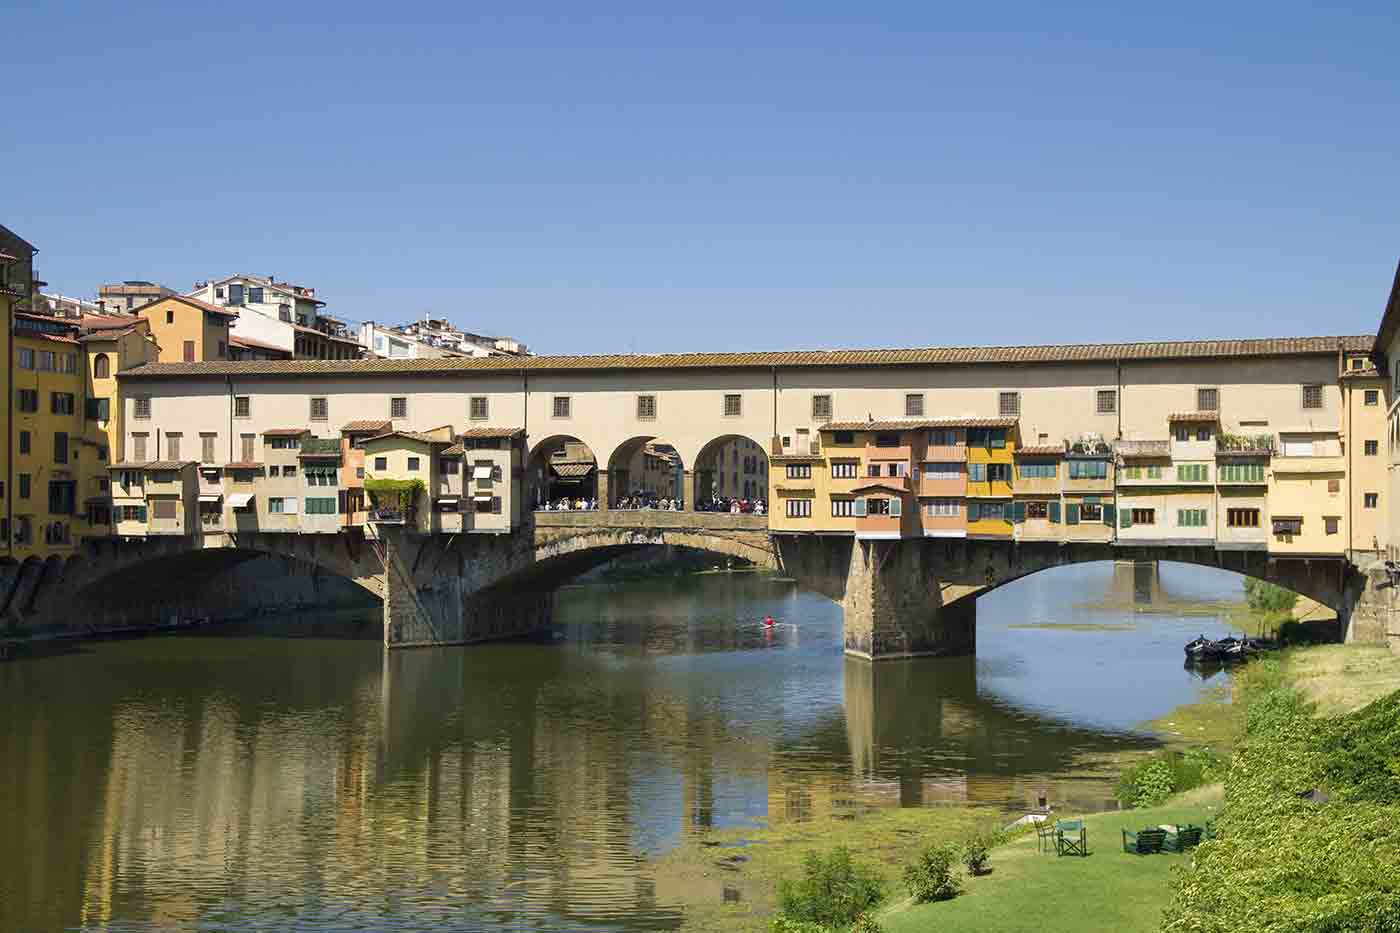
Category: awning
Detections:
[
  {"x1": 229, "y1": 493, "x2": 255, "y2": 509},
  {"x1": 435, "y1": 494, "x2": 459, "y2": 501},
  {"x1": 198, "y1": 494, "x2": 222, "y2": 503},
  {"x1": 473, "y1": 495, "x2": 494, "y2": 503},
  {"x1": 472, "y1": 466, "x2": 493, "y2": 479}
]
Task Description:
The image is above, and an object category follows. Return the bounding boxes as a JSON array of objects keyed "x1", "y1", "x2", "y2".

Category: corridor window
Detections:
[
  {"x1": 1227, "y1": 508, "x2": 1259, "y2": 528},
  {"x1": 866, "y1": 497, "x2": 897, "y2": 515},
  {"x1": 832, "y1": 462, "x2": 858, "y2": 479},
  {"x1": 927, "y1": 429, "x2": 957, "y2": 447},
  {"x1": 636, "y1": 395, "x2": 657, "y2": 421},
  {"x1": 1366, "y1": 440, "x2": 1379, "y2": 456},
  {"x1": 999, "y1": 392, "x2": 1020, "y2": 417},
  {"x1": 470, "y1": 396, "x2": 489, "y2": 421},
  {"x1": 785, "y1": 498, "x2": 812, "y2": 518},
  {"x1": 1302, "y1": 385, "x2": 1323, "y2": 409},
  {"x1": 987, "y1": 463, "x2": 1011, "y2": 482},
  {"x1": 1365, "y1": 493, "x2": 1379, "y2": 508},
  {"x1": 134, "y1": 396, "x2": 152, "y2": 420},
  {"x1": 905, "y1": 393, "x2": 924, "y2": 417},
  {"x1": 1131, "y1": 508, "x2": 1155, "y2": 525},
  {"x1": 1196, "y1": 387, "x2": 1219, "y2": 411},
  {"x1": 310, "y1": 397, "x2": 328, "y2": 422},
  {"x1": 785, "y1": 463, "x2": 812, "y2": 479},
  {"x1": 552, "y1": 396, "x2": 571, "y2": 419},
  {"x1": 812, "y1": 394, "x2": 832, "y2": 421},
  {"x1": 723, "y1": 394, "x2": 742, "y2": 417},
  {"x1": 390, "y1": 397, "x2": 408, "y2": 419},
  {"x1": 1096, "y1": 389, "x2": 1117, "y2": 414},
  {"x1": 832, "y1": 498, "x2": 856, "y2": 517},
  {"x1": 234, "y1": 396, "x2": 250, "y2": 418},
  {"x1": 1018, "y1": 461, "x2": 1056, "y2": 479},
  {"x1": 1366, "y1": 390, "x2": 1379, "y2": 406}
]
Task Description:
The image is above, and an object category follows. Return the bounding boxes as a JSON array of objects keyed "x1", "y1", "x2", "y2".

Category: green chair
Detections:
[
  {"x1": 1056, "y1": 819, "x2": 1087, "y2": 857},
  {"x1": 1035, "y1": 819, "x2": 1059, "y2": 854},
  {"x1": 1122, "y1": 827, "x2": 1167, "y2": 855},
  {"x1": 1164, "y1": 823, "x2": 1203, "y2": 852}
]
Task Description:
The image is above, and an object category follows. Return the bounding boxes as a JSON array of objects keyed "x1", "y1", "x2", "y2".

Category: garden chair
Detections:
[
  {"x1": 1056, "y1": 819, "x2": 1087, "y2": 857},
  {"x1": 1035, "y1": 818, "x2": 1058, "y2": 854},
  {"x1": 1121, "y1": 827, "x2": 1166, "y2": 855},
  {"x1": 1163, "y1": 823, "x2": 1203, "y2": 852}
]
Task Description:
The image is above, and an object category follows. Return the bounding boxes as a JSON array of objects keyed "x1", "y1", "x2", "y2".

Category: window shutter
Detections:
[
  {"x1": 1012, "y1": 501, "x2": 1026, "y2": 523},
  {"x1": 1066, "y1": 504, "x2": 1079, "y2": 525},
  {"x1": 1103, "y1": 503, "x2": 1115, "y2": 525},
  {"x1": 854, "y1": 498, "x2": 867, "y2": 517},
  {"x1": 1121, "y1": 510, "x2": 1132, "y2": 529},
  {"x1": 890, "y1": 498, "x2": 902, "y2": 517},
  {"x1": 969, "y1": 463, "x2": 986, "y2": 482},
  {"x1": 1048, "y1": 501, "x2": 1061, "y2": 523},
  {"x1": 967, "y1": 502, "x2": 980, "y2": 522}
]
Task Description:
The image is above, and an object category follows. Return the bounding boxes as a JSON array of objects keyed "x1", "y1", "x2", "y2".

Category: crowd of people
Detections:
[
  {"x1": 537, "y1": 497, "x2": 599, "y2": 511},
  {"x1": 696, "y1": 496, "x2": 766, "y2": 515},
  {"x1": 534, "y1": 490, "x2": 767, "y2": 515},
  {"x1": 613, "y1": 495, "x2": 684, "y2": 511}
]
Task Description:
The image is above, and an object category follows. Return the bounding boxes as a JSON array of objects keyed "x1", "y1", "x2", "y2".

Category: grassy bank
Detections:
[{"x1": 880, "y1": 786, "x2": 1223, "y2": 933}]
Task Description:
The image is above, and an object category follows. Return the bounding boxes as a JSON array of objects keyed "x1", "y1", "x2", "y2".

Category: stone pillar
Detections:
[
  {"x1": 1344, "y1": 563, "x2": 1399, "y2": 649},
  {"x1": 841, "y1": 538, "x2": 976, "y2": 660},
  {"x1": 684, "y1": 470, "x2": 698, "y2": 511},
  {"x1": 596, "y1": 470, "x2": 609, "y2": 511},
  {"x1": 1110, "y1": 559, "x2": 1161, "y2": 605}
]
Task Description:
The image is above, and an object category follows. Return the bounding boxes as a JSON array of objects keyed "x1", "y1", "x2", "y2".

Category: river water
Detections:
[{"x1": 0, "y1": 561, "x2": 1245, "y2": 932}]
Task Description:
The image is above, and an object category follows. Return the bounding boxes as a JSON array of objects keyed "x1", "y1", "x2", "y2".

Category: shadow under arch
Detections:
[
  {"x1": 605, "y1": 435, "x2": 686, "y2": 507},
  {"x1": 526, "y1": 434, "x2": 599, "y2": 508},
  {"x1": 694, "y1": 433, "x2": 770, "y2": 507}
]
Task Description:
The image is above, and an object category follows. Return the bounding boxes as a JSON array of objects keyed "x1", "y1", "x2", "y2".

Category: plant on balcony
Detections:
[
  {"x1": 364, "y1": 478, "x2": 425, "y2": 513},
  {"x1": 1216, "y1": 432, "x2": 1275, "y2": 453}
]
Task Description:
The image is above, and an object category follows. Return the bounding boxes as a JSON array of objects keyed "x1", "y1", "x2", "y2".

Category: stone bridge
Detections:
[{"x1": 8, "y1": 512, "x2": 1390, "y2": 658}]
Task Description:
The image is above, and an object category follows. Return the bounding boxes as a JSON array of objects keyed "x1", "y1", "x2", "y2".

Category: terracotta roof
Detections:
[
  {"x1": 1015, "y1": 445, "x2": 1065, "y2": 456},
  {"x1": 822, "y1": 417, "x2": 1019, "y2": 431},
  {"x1": 769, "y1": 453, "x2": 825, "y2": 462},
  {"x1": 111, "y1": 460, "x2": 194, "y2": 471},
  {"x1": 80, "y1": 312, "x2": 139, "y2": 331},
  {"x1": 230, "y1": 335, "x2": 292, "y2": 355},
  {"x1": 441, "y1": 443, "x2": 465, "y2": 456},
  {"x1": 261, "y1": 428, "x2": 309, "y2": 437},
  {"x1": 79, "y1": 327, "x2": 141, "y2": 342},
  {"x1": 109, "y1": 462, "x2": 147, "y2": 470},
  {"x1": 115, "y1": 335, "x2": 1375, "y2": 380},
  {"x1": 224, "y1": 461, "x2": 263, "y2": 469},
  {"x1": 550, "y1": 461, "x2": 595, "y2": 478},
  {"x1": 148, "y1": 294, "x2": 239, "y2": 319},
  {"x1": 1341, "y1": 366, "x2": 1381, "y2": 379},
  {"x1": 292, "y1": 321, "x2": 361, "y2": 345},
  {"x1": 460, "y1": 426, "x2": 525, "y2": 439},
  {"x1": 27, "y1": 332, "x2": 80, "y2": 345},
  {"x1": 341, "y1": 419, "x2": 392, "y2": 434},
  {"x1": 850, "y1": 481, "x2": 907, "y2": 494},
  {"x1": 362, "y1": 429, "x2": 452, "y2": 445},
  {"x1": 1167, "y1": 411, "x2": 1221, "y2": 422}
]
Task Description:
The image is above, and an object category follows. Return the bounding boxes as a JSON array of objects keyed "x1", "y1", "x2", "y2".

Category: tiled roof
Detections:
[
  {"x1": 550, "y1": 461, "x2": 595, "y2": 478},
  {"x1": 769, "y1": 453, "x2": 825, "y2": 462},
  {"x1": 1015, "y1": 445, "x2": 1065, "y2": 455},
  {"x1": 1167, "y1": 411, "x2": 1221, "y2": 422},
  {"x1": 80, "y1": 312, "x2": 140, "y2": 331},
  {"x1": 1341, "y1": 366, "x2": 1381, "y2": 379},
  {"x1": 143, "y1": 460, "x2": 195, "y2": 470},
  {"x1": 362, "y1": 430, "x2": 452, "y2": 445},
  {"x1": 224, "y1": 461, "x2": 263, "y2": 469},
  {"x1": 341, "y1": 419, "x2": 392, "y2": 434},
  {"x1": 261, "y1": 427, "x2": 309, "y2": 437},
  {"x1": 149, "y1": 294, "x2": 239, "y2": 319},
  {"x1": 115, "y1": 335, "x2": 1375, "y2": 380},
  {"x1": 822, "y1": 417, "x2": 1019, "y2": 431},
  {"x1": 850, "y1": 481, "x2": 907, "y2": 494},
  {"x1": 460, "y1": 426, "x2": 525, "y2": 439},
  {"x1": 230, "y1": 335, "x2": 291, "y2": 354},
  {"x1": 441, "y1": 443, "x2": 465, "y2": 456}
]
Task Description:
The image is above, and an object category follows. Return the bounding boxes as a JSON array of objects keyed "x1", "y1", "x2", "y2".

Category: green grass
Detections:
[{"x1": 880, "y1": 786, "x2": 1224, "y2": 933}]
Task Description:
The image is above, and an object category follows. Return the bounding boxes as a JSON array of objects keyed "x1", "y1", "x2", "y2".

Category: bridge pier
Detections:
[{"x1": 841, "y1": 539, "x2": 977, "y2": 661}]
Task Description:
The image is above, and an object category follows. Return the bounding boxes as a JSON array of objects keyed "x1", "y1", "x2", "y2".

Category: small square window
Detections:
[
  {"x1": 1096, "y1": 389, "x2": 1116, "y2": 414},
  {"x1": 374, "y1": 457, "x2": 387, "y2": 471},
  {"x1": 133, "y1": 397, "x2": 152, "y2": 420},
  {"x1": 812, "y1": 394, "x2": 832, "y2": 421},
  {"x1": 406, "y1": 457, "x2": 420, "y2": 471},
  {"x1": 390, "y1": 397, "x2": 408, "y2": 419},
  {"x1": 998, "y1": 391, "x2": 1020, "y2": 417},
  {"x1": 1365, "y1": 389, "x2": 1379, "y2": 406},
  {"x1": 637, "y1": 395, "x2": 657, "y2": 420},
  {"x1": 905, "y1": 393, "x2": 924, "y2": 417},
  {"x1": 469, "y1": 396, "x2": 489, "y2": 421},
  {"x1": 1325, "y1": 517, "x2": 1340, "y2": 534},
  {"x1": 1302, "y1": 385, "x2": 1323, "y2": 410},
  {"x1": 723, "y1": 394, "x2": 742, "y2": 417},
  {"x1": 1196, "y1": 387, "x2": 1219, "y2": 411},
  {"x1": 310, "y1": 397, "x2": 328, "y2": 421},
  {"x1": 1366, "y1": 440, "x2": 1379, "y2": 456},
  {"x1": 1365, "y1": 492, "x2": 1379, "y2": 508},
  {"x1": 553, "y1": 396, "x2": 571, "y2": 419},
  {"x1": 234, "y1": 396, "x2": 251, "y2": 418}
]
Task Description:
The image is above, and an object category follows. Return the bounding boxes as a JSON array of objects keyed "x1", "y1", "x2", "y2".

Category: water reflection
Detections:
[{"x1": 0, "y1": 562, "x2": 1247, "y2": 932}]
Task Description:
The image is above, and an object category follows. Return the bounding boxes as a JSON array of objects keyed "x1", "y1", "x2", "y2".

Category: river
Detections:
[{"x1": 0, "y1": 560, "x2": 1247, "y2": 932}]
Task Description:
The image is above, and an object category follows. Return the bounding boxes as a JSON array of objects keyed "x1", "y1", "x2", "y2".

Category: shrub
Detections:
[
  {"x1": 1243, "y1": 578, "x2": 1298, "y2": 615},
  {"x1": 962, "y1": 833, "x2": 992, "y2": 875},
  {"x1": 1114, "y1": 747, "x2": 1226, "y2": 808},
  {"x1": 903, "y1": 843, "x2": 962, "y2": 903},
  {"x1": 775, "y1": 847, "x2": 885, "y2": 928}
]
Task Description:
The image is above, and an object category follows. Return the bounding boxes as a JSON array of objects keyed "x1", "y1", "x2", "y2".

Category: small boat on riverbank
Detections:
[{"x1": 1184, "y1": 634, "x2": 1276, "y2": 664}]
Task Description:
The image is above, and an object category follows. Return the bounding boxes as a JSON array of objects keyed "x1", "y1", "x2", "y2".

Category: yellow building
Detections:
[
  {"x1": 136, "y1": 294, "x2": 236, "y2": 363},
  {"x1": 965, "y1": 420, "x2": 1018, "y2": 538},
  {"x1": 12, "y1": 311, "x2": 86, "y2": 558},
  {"x1": 361, "y1": 426, "x2": 455, "y2": 533},
  {"x1": 1341, "y1": 351, "x2": 1387, "y2": 561},
  {"x1": 0, "y1": 224, "x2": 37, "y2": 554},
  {"x1": 79, "y1": 315, "x2": 158, "y2": 533}
]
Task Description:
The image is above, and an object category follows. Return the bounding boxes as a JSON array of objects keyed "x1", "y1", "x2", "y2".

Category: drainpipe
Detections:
[
  {"x1": 226, "y1": 376, "x2": 234, "y2": 462},
  {"x1": 771, "y1": 366, "x2": 779, "y2": 452},
  {"x1": 1115, "y1": 357, "x2": 1123, "y2": 441}
]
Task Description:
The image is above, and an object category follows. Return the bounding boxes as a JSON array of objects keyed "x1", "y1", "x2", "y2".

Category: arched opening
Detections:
[
  {"x1": 527, "y1": 435, "x2": 599, "y2": 510},
  {"x1": 694, "y1": 434, "x2": 770, "y2": 512},
  {"x1": 606, "y1": 436, "x2": 686, "y2": 509},
  {"x1": 92, "y1": 353, "x2": 110, "y2": 379}
]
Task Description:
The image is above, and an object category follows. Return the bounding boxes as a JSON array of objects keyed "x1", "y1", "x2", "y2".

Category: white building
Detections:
[
  {"x1": 359, "y1": 316, "x2": 528, "y2": 360},
  {"x1": 187, "y1": 274, "x2": 361, "y2": 360}
]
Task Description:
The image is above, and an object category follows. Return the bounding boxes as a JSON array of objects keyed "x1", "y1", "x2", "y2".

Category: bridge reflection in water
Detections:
[{"x1": 0, "y1": 567, "x2": 1244, "y2": 932}]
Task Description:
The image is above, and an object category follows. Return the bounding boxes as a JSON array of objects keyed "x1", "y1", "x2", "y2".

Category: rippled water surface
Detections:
[{"x1": 0, "y1": 560, "x2": 1246, "y2": 931}]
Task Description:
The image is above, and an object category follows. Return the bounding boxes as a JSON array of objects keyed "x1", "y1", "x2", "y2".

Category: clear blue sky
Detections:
[{"x1": 8, "y1": 1, "x2": 1398, "y2": 354}]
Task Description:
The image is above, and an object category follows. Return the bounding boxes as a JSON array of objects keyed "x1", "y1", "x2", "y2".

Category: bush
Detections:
[
  {"x1": 962, "y1": 833, "x2": 992, "y2": 875},
  {"x1": 775, "y1": 847, "x2": 885, "y2": 929},
  {"x1": 1114, "y1": 747, "x2": 1226, "y2": 808},
  {"x1": 1243, "y1": 578, "x2": 1298, "y2": 615},
  {"x1": 903, "y1": 843, "x2": 962, "y2": 903}
]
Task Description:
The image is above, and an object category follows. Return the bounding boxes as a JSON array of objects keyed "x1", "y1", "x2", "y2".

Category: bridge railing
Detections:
[{"x1": 532, "y1": 510, "x2": 768, "y2": 531}]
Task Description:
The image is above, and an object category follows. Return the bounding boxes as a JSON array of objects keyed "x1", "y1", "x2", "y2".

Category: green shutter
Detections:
[
  {"x1": 1120, "y1": 509, "x2": 1132, "y2": 529},
  {"x1": 1048, "y1": 501, "x2": 1061, "y2": 523},
  {"x1": 890, "y1": 497, "x2": 901, "y2": 517},
  {"x1": 1083, "y1": 494, "x2": 1099, "y2": 504},
  {"x1": 1067, "y1": 504, "x2": 1080, "y2": 525},
  {"x1": 854, "y1": 498, "x2": 867, "y2": 517},
  {"x1": 1012, "y1": 501, "x2": 1026, "y2": 523},
  {"x1": 967, "y1": 502, "x2": 980, "y2": 522},
  {"x1": 1103, "y1": 503, "x2": 1116, "y2": 525}
]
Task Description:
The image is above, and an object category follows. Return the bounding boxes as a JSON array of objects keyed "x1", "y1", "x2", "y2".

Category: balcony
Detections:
[
  {"x1": 921, "y1": 444, "x2": 966, "y2": 462},
  {"x1": 918, "y1": 475, "x2": 967, "y2": 497},
  {"x1": 866, "y1": 444, "x2": 913, "y2": 463},
  {"x1": 1114, "y1": 440, "x2": 1171, "y2": 459},
  {"x1": 1216, "y1": 433, "x2": 1275, "y2": 455},
  {"x1": 369, "y1": 507, "x2": 415, "y2": 525}
]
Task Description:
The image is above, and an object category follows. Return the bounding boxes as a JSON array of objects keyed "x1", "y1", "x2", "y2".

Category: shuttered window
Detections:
[
  {"x1": 1096, "y1": 390, "x2": 1116, "y2": 414},
  {"x1": 470, "y1": 396, "x2": 489, "y2": 421},
  {"x1": 390, "y1": 397, "x2": 408, "y2": 419},
  {"x1": 905, "y1": 394, "x2": 925, "y2": 417},
  {"x1": 310, "y1": 397, "x2": 328, "y2": 421},
  {"x1": 812, "y1": 394, "x2": 832, "y2": 421},
  {"x1": 999, "y1": 392, "x2": 1019, "y2": 417}
]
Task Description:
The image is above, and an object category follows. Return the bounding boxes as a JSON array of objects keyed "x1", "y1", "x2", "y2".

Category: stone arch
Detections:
[
  {"x1": 694, "y1": 433, "x2": 771, "y2": 507},
  {"x1": 526, "y1": 434, "x2": 599, "y2": 508},
  {"x1": 605, "y1": 435, "x2": 687, "y2": 507}
]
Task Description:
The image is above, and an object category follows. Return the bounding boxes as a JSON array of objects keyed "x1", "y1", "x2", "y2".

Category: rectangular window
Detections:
[
  {"x1": 1096, "y1": 389, "x2": 1117, "y2": 414},
  {"x1": 927, "y1": 429, "x2": 958, "y2": 447},
  {"x1": 268, "y1": 466, "x2": 280, "y2": 478},
  {"x1": 833, "y1": 431, "x2": 854, "y2": 445},
  {"x1": 374, "y1": 456, "x2": 388, "y2": 471},
  {"x1": 17, "y1": 389, "x2": 37, "y2": 413},
  {"x1": 1176, "y1": 508, "x2": 1208, "y2": 528},
  {"x1": 812, "y1": 394, "x2": 832, "y2": 421},
  {"x1": 832, "y1": 462, "x2": 858, "y2": 479},
  {"x1": 1219, "y1": 463, "x2": 1265, "y2": 483},
  {"x1": 1365, "y1": 389, "x2": 1379, "y2": 406},
  {"x1": 1280, "y1": 435, "x2": 1314, "y2": 457},
  {"x1": 865, "y1": 497, "x2": 893, "y2": 516},
  {"x1": 922, "y1": 462, "x2": 961, "y2": 480},
  {"x1": 1227, "y1": 508, "x2": 1260, "y2": 528},
  {"x1": 37, "y1": 351, "x2": 54, "y2": 371},
  {"x1": 151, "y1": 498, "x2": 177, "y2": 520},
  {"x1": 785, "y1": 463, "x2": 812, "y2": 479},
  {"x1": 390, "y1": 397, "x2": 408, "y2": 419},
  {"x1": 17, "y1": 348, "x2": 33, "y2": 370},
  {"x1": 228, "y1": 283, "x2": 244, "y2": 305},
  {"x1": 1131, "y1": 508, "x2": 1155, "y2": 525},
  {"x1": 234, "y1": 396, "x2": 250, "y2": 418},
  {"x1": 1017, "y1": 461, "x2": 1057, "y2": 479},
  {"x1": 248, "y1": 286, "x2": 264, "y2": 304},
  {"x1": 1067, "y1": 460, "x2": 1108, "y2": 480},
  {"x1": 1080, "y1": 503, "x2": 1103, "y2": 522},
  {"x1": 1366, "y1": 440, "x2": 1379, "y2": 456},
  {"x1": 785, "y1": 498, "x2": 812, "y2": 518},
  {"x1": 469, "y1": 396, "x2": 489, "y2": 421},
  {"x1": 925, "y1": 498, "x2": 960, "y2": 517},
  {"x1": 240, "y1": 434, "x2": 256, "y2": 463},
  {"x1": 269, "y1": 497, "x2": 285, "y2": 513},
  {"x1": 306, "y1": 497, "x2": 338, "y2": 515},
  {"x1": 201, "y1": 434, "x2": 216, "y2": 464},
  {"x1": 1325, "y1": 517, "x2": 1340, "y2": 535},
  {"x1": 18, "y1": 431, "x2": 29, "y2": 455},
  {"x1": 867, "y1": 463, "x2": 882, "y2": 478},
  {"x1": 905, "y1": 393, "x2": 925, "y2": 417},
  {"x1": 310, "y1": 397, "x2": 328, "y2": 421},
  {"x1": 1197, "y1": 426, "x2": 1211, "y2": 441},
  {"x1": 1174, "y1": 425, "x2": 1190, "y2": 442},
  {"x1": 998, "y1": 391, "x2": 1020, "y2": 417},
  {"x1": 1026, "y1": 501, "x2": 1048, "y2": 519},
  {"x1": 183, "y1": 340, "x2": 195, "y2": 362},
  {"x1": 1196, "y1": 387, "x2": 1219, "y2": 411},
  {"x1": 132, "y1": 434, "x2": 148, "y2": 462},
  {"x1": 19, "y1": 474, "x2": 30, "y2": 499},
  {"x1": 50, "y1": 392, "x2": 75, "y2": 415},
  {"x1": 723, "y1": 394, "x2": 742, "y2": 417},
  {"x1": 1176, "y1": 463, "x2": 1209, "y2": 482},
  {"x1": 1365, "y1": 493, "x2": 1379, "y2": 508},
  {"x1": 987, "y1": 463, "x2": 1011, "y2": 482},
  {"x1": 831, "y1": 498, "x2": 856, "y2": 517},
  {"x1": 53, "y1": 433, "x2": 68, "y2": 464},
  {"x1": 134, "y1": 396, "x2": 152, "y2": 420},
  {"x1": 1302, "y1": 385, "x2": 1323, "y2": 409},
  {"x1": 1273, "y1": 518, "x2": 1303, "y2": 536},
  {"x1": 166, "y1": 433, "x2": 181, "y2": 461},
  {"x1": 284, "y1": 465, "x2": 296, "y2": 478},
  {"x1": 637, "y1": 395, "x2": 657, "y2": 420},
  {"x1": 406, "y1": 457, "x2": 420, "y2": 471},
  {"x1": 85, "y1": 397, "x2": 110, "y2": 421}
]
